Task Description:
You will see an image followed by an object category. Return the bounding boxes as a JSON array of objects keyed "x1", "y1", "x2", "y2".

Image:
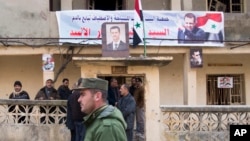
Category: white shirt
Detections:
[{"x1": 113, "y1": 41, "x2": 120, "y2": 50}]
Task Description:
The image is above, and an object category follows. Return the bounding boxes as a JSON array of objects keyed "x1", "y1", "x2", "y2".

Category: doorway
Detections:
[
  {"x1": 97, "y1": 74, "x2": 145, "y2": 87},
  {"x1": 98, "y1": 74, "x2": 146, "y2": 139}
]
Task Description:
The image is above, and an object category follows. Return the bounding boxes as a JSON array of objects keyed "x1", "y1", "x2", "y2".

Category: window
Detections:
[
  {"x1": 87, "y1": 0, "x2": 125, "y2": 10},
  {"x1": 208, "y1": 0, "x2": 244, "y2": 13},
  {"x1": 50, "y1": 0, "x2": 61, "y2": 11},
  {"x1": 207, "y1": 74, "x2": 245, "y2": 105}
]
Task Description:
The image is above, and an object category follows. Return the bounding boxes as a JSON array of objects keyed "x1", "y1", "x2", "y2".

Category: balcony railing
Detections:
[
  {"x1": 1, "y1": 100, "x2": 250, "y2": 141},
  {"x1": 0, "y1": 99, "x2": 67, "y2": 124},
  {"x1": 160, "y1": 105, "x2": 250, "y2": 141},
  {"x1": 0, "y1": 99, "x2": 69, "y2": 140}
]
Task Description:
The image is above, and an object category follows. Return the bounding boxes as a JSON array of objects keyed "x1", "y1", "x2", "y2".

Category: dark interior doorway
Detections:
[
  {"x1": 97, "y1": 75, "x2": 144, "y2": 87},
  {"x1": 93, "y1": 0, "x2": 123, "y2": 10}
]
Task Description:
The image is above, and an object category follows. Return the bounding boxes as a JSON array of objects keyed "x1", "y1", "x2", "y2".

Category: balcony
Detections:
[
  {"x1": 1, "y1": 99, "x2": 250, "y2": 141},
  {"x1": 0, "y1": 99, "x2": 69, "y2": 141},
  {"x1": 160, "y1": 105, "x2": 250, "y2": 141}
]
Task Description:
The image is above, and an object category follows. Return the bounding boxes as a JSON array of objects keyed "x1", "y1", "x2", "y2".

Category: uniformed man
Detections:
[{"x1": 76, "y1": 78, "x2": 127, "y2": 141}]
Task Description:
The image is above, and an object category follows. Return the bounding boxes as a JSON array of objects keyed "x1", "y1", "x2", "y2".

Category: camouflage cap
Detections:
[{"x1": 73, "y1": 78, "x2": 108, "y2": 91}]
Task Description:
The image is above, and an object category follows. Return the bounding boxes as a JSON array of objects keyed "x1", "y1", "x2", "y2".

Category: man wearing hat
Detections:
[
  {"x1": 9, "y1": 81, "x2": 30, "y2": 99},
  {"x1": 76, "y1": 78, "x2": 127, "y2": 141},
  {"x1": 9, "y1": 80, "x2": 30, "y2": 123}
]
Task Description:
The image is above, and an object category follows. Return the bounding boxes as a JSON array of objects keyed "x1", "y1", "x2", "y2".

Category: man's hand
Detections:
[{"x1": 176, "y1": 16, "x2": 185, "y2": 31}]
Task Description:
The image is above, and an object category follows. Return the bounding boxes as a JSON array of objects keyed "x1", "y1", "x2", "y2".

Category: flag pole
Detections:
[{"x1": 142, "y1": 16, "x2": 147, "y2": 57}]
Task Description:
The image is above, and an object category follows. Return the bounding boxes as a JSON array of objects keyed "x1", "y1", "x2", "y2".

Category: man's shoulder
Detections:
[
  {"x1": 57, "y1": 85, "x2": 64, "y2": 90},
  {"x1": 120, "y1": 41, "x2": 127, "y2": 46},
  {"x1": 118, "y1": 41, "x2": 128, "y2": 50},
  {"x1": 107, "y1": 42, "x2": 113, "y2": 47},
  {"x1": 120, "y1": 40, "x2": 126, "y2": 44},
  {"x1": 106, "y1": 42, "x2": 113, "y2": 50}
]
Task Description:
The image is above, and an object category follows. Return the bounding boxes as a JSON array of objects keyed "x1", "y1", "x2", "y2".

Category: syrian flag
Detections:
[
  {"x1": 196, "y1": 13, "x2": 224, "y2": 43},
  {"x1": 133, "y1": 0, "x2": 144, "y2": 47},
  {"x1": 196, "y1": 13, "x2": 223, "y2": 33}
]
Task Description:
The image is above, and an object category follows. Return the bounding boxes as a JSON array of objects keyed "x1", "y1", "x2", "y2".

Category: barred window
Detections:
[
  {"x1": 87, "y1": 0, "x2": 125, "y2": 10},
  {"x1": 49, "y1": 0, "x2": 61, "y2": 11},
  {"x1": 207, "y1": 74, "x2": 245, "y2": 105},
  {"x1": 208, "y1": 0, "x2": 244, "y2": 13}
]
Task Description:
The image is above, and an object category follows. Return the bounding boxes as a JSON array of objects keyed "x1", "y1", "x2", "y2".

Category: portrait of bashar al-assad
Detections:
[
  {"x1": 102, "y1": 22, "x2": 129, "y2": 57},
  {"x1": 106, "y1": 25, "x2": 127, "y2": 51}
]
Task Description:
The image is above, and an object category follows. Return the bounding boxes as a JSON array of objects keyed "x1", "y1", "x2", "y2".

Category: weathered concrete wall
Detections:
[
  {"x1": 0, "y1": 0, "x2": 249, "y2": 42},
  {"x1": 0, "y1": 0, "x2": 50, "y2": 38},
  {"x1": 224, "y1": 13, "x2": 250, "y2": 41},
  {"x1": 72, "y1": 0, "x2": 86, "y2": 9},
  {"x1": 0, "y1": 125, "x2": 70, "y2": 141}
]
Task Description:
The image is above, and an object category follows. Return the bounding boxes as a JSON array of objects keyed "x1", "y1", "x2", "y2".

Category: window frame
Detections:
[
  {"x1": 206, "y1": 74, "x2": 245, "y2": 105},
  {"x1": 87, "y1": 0, "x2": 126, "y2": 10},
  {"x1": 207, "y1": 0, "x2": 244, "y2": 13}
]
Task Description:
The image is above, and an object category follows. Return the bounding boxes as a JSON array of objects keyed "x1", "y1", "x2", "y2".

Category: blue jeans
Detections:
[{"x1": 74, "y1": 121, "x2": 86, "y2": 141}]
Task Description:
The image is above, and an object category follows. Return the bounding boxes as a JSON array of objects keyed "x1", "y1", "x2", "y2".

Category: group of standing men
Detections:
[
  {"x1": 9, "y1": 76, "x2": 145, "y2": 141},
  {"x1": 106, "y1": 77, "x2": 145, "y2": 141},
  {"x1": 8, "y1": 78, "x2": 86, "y2": 141}
]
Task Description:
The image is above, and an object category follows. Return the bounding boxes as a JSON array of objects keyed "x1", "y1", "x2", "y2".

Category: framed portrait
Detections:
[
  {"x1": 102, "y1": 22, "x2": 129, "y2": 57},
  {"x1": 190, "y1": 48, "x2": 203, "y2": 68},
  {"x1": 42, "y1": 54, "x2": 55, "y2": 71},
  {"x1": 217, "y1": 77, "x2": 233, "y2": 88}
]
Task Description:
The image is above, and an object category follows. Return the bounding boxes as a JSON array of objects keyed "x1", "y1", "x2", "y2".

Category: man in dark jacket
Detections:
[
  {"x1": 58, "y1": 78, "x2": 72, "y2": 100},
  {"x1": 66, "y1": 79, "x2": 86, "y2": 141},
  {"x1": 76, "y1": 78, "x2": 127, "y2": 141},
  {"x1": 117, "y1": 84, "x2": 136, "y2": 141},
  {"x1": 9, "y1": 80, "x2": 31, "y2": 123},
  {"x1": 129, "y1": 77, "x2": 137, "y2": 96},
  {"x1": 35, "y1": 79, "x2": 60, "y2": 100},
  {"x1": 177, "y1": 13, "x2": 206, "y2": 44},
  {"x1": 35, "y1": 79, "x2": 60, "y2": 124},
  {"x1": 107, "y1": 78, "x2": 120, "y2": 106},
  {"x1": 134, "y1": 77, "x2": 145, "y2": 139}
]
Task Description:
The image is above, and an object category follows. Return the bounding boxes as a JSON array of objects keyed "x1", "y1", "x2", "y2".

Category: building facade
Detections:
[{"x1": 0, "y1": 0, "x2": 250, "y2": 140}]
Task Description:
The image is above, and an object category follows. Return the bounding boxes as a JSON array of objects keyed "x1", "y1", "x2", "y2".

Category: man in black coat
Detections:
[
  {"x1": 117, "y1": 84, "x2": 136, "y2": 141},
  {"x1": 57, "y1": 78, "x2": 72, "y2": 100},
  {"x1": 107, "y1": 78, "x2": 120, "y2": 106},
  {"x1": 66, "y1": 89, "x2": 86, "y2": 141}
]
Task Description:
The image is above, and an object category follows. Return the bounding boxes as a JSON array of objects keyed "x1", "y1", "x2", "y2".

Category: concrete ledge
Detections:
[
  {"x1": 0, "y1": 99, "x2": 67, "y2": 106},
  {"x1": 160, "y1": 105, "x2": 250, "y2": 112},
  {"x1": 72, "y1": 56, "x2": 173, "y2": 66}
]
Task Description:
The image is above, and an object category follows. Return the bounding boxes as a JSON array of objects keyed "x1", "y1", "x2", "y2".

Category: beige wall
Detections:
[
  {"x1": 159, "y1": 54, "x2": 184, "y2": 105},
  {"x1": 0, "y1": 55, "x2": 81, "y2": 99},
  {"x1": 159, "y1": 53, "x2": 250, "y2": 105},
  {"x1": 1, "y1": 52, "x2": 250, "y2": 105}
]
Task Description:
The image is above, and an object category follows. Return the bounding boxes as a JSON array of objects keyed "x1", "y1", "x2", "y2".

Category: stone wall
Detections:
[
  {"x1": 0, "y1": 99, "x2": 70, "y2": 141},
  {"x1": 160, "y1": 105, "x2": 250, "y2": 141}
]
